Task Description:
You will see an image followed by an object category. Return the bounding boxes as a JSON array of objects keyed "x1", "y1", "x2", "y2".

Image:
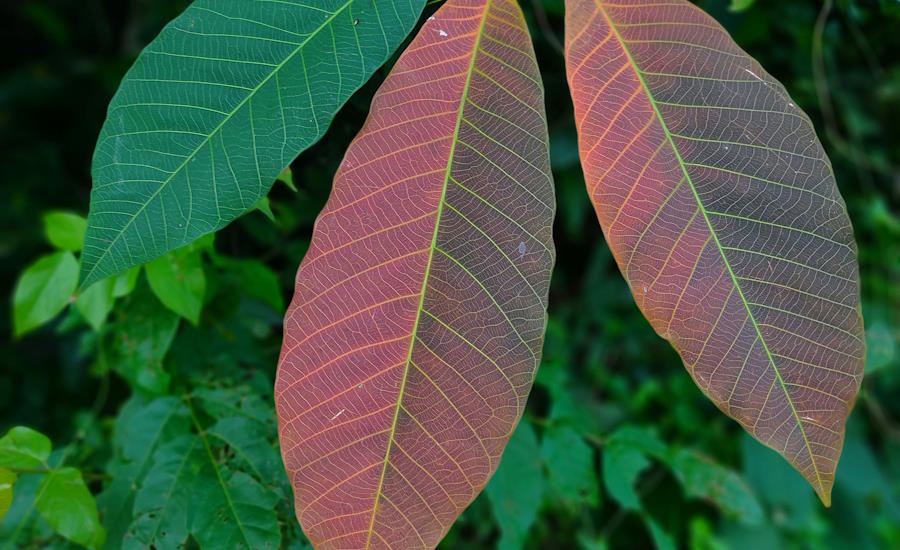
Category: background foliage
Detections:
[{"x1": 1, "y1": 0, "x2": 898, "y2": 548}]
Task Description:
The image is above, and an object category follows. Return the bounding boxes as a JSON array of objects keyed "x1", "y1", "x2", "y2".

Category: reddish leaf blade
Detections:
[
  {"x1": 276, "y1": 1, "x2": 555, "y2": 547},
  {"x1": 565, "y1": 0, "x2": 863, "y2": 504}
]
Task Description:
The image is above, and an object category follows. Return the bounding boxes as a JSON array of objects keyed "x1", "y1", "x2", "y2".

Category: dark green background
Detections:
[{"x1": 1, "y1": 0, "x2": 898, "y2": 548}]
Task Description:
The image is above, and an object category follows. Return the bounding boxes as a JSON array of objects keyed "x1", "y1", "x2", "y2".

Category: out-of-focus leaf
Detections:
[
  {"x1": 108, "y1": 284, "x2": 180, "y2": 394},
  {"x1": 603, "y1": 433, "x2": 653, "y2": 511},
  {"x1": 0, "y1": 427, "x2": 51, "y2": 469},
  {"x1": 125, "y1": 435, "x2": 202, "y2": 550},
  {"x1": 81, "y1": 0, "x2": 427, "y2": 288},
  {"x1": 36, "y1": 467, "x2": 106, "y2": 550},
  {"x1": 541, "y1": 426, "x2": 598, "y2": 508},
  {"x1": 669, "y1": 449, "x2": 764, "y2": 525},
  {"x1": 12, "y1": 251, "x2": 78, "y2": 337},
  {"x1": 276, "y1": 0, "x2": 555, "y2": 546},
  {"x1": 565, "y1": 0, "x2": 864, "y2": 504},
  {"x1": 75, "y1": 277, "x2": 116, "y2": 331},
  {"x1": 145, "y1": 244, "x2": 206, "y2": 324},
  {"x1": 112, "y1": 267, "x2": 140, "y2": 298},
  {"x1": 0, "y1": 468, "x2": 14, "y2": 523},
  {"x1": 486, "y1": 422, "x2": 544, "y2": 550},
  {"x1": 229, "y1": 259, "x2": 284, "y2": 312},
  {"x1": 42, "y1": 211, "x2": 86, "y2": 252},
  {"x1": 741, "y1": 434, "x2": 815, "y2": 526},
  {"x1": 729, "y1": 0, "x2": 756, "y2": 12}
]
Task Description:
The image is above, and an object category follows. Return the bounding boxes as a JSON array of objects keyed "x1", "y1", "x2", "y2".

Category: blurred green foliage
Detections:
[{"x1": 1, "y1": 0, "x2": 897, "y2": 548}]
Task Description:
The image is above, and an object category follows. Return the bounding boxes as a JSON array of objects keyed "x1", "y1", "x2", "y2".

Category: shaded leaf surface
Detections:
[
  {"x1": 485, "y1": 422, "x2": 543, "y2": 550},
  {"x1": 276, "y1": 0, "x2": 555, "y2": 547},
  {"x1": 565, "y1": 0, "x2": 864, "y2": 503},
  {"x1": 82, "y1": 0, "x2": 427, "y2": 287}
]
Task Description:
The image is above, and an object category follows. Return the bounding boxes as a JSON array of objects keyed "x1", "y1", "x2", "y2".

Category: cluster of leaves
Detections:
[{"x1": 1, "y1": 0, "x2": 898, "y2": 549}]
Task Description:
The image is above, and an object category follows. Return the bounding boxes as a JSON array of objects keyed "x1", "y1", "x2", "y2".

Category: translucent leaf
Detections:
[
  {"x1": 565, "y1": 0, "x2": 864, "y2": 504},
  {"x1": 275, "y1": 0, "x2": 555, "y2": 546}
]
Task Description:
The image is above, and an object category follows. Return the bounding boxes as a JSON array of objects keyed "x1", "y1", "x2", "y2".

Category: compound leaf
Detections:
[
  {"x1": 276, "y1": 0, "x2": 555, "y2": 546},
  {"x1": 82, "y1": 0, "x2": 427, "y2": 288},
  {"x1": 565, "y1": 0, "x2": 864, "y2": 504}
]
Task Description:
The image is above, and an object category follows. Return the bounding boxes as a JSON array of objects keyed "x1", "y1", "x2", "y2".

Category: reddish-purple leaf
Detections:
[
  {"x1": 565, "y1": 0, "x2": 864, "y2": 504},
  {"x1": 276, "y1": 0, "x2": 554, "y2": 547}
]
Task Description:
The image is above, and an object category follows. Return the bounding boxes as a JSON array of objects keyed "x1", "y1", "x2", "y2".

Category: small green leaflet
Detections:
[
  {"x1": 75, "y1": 277, "x2": 116, "y2": 331},
  {"x1": 42, "y1": 211, "x2": 87, "y2": 252},
  {"x1": 36, "y1": 468, "x2": 106, "y2": 550},
  {"x1": 145, "y1": 243, "x2": 207, "y2": 325},
  {"x1": 0, "y1": 427, "x2": 51, "y2": 469},
  {"x1": 12, "y1": 251, "x2": 78, "y2": 337},
  {"x1": 81, "y1": 0, "x2": 427, "y2": 288},
  {"x1": 540, "y1": 426, "x2": 599, "y2": 509}
]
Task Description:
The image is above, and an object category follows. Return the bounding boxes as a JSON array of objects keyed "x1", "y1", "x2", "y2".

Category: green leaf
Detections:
[
  {"x1": 254, "y1": 196, "x2": 276, "y2": 223},
  {"x1": 112, "y1": 267, "x2": 140, "y2": 298},
  {"x1": 668, "y1": 449, "x2": 764, "y2": 525},
  {"x1": 12, "y1": 251, "x2": 78, "y2": 337},
  {"x1": 99, "y1": 396, "x2": 191, "y2": 549},
  {"x1": 603, "y1": 434, "x2": 652, "y2": 511},
  {"x1": 0, "y1": 427, "x2": 51, "y2": 469},
  {"x1": 145, "y1": 245, "x2": 205, "y2": 325},
  {"x1": 190, "y1": 467, "x2": 280, "y2": 549},
  {"x1": 540, "y1": 426, "x2": 598, "y2": 508},
  {"x1": 75, "y1": 277, "x2": 116, "y2": 331},
  {"x1": 207, "y1": 417, "x2": 283, "y2": 485},
  {"x1": 81, "y1": 0, "x2": 427, "y2": 288},
  {"x1": 36, "y1": 467, "x2": 106, "y2": 550},
  {"x1": 0, "y1": 468, "x2": 15, "y2": 523},
  {"x1": 42, "y1": 211, "x2": 86, "y2": 252},
  {"x1": 229, "y1": 259, "x2": 284, "y2": 312},
  {"x1": 486, "y1": 422, "x2": 543, "y2": 550},
  {"x1": 729, "y1": 0, "x2": 756, "y2": 12},
  {"x1": 125, "y1": 435, "x2": 203, "y2": 550},
  {"x1": 108, "y1": 283, "x2": 180, "y2": 394}
]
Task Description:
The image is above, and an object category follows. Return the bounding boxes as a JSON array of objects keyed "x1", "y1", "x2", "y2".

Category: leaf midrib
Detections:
[
  {"x1": 363, "y1": 3, "x2": 493, "y2": 547},
  {"x1": 593, "y1": 0, "x2": 827, "y2": 500},
  {"x1": 82, "y1": 0, "x2": 357, "y2": 288}
]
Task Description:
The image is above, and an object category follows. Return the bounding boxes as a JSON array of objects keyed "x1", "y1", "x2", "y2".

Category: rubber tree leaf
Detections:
[
  {"x1": 0, "y1": 427, "x2": 51, "y2": 469},
  {"x1": 36, "y1": 467, "x2": 106, "y2": 550},
  {"x1": 275, "y1": 0, "x2": 555, "y2": 546},
  {"x1": 42, "y1": 211, "x2": 87, "y2": 252},
  {"x1": 486, "y1": 422, "x2": 544, "y2": 550},
  {"x1": 0, "y1": 468, "x2": 13, "y2": 523},
  {"x1": 81, "y1": 0, "x2": 427, "y2": 288},
  {"x1": 565, "y1": 0, "x2": 864, "y2": 505},
  {"x1": 12, "y1": 251, "x2": 78, "y2": 337}
]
